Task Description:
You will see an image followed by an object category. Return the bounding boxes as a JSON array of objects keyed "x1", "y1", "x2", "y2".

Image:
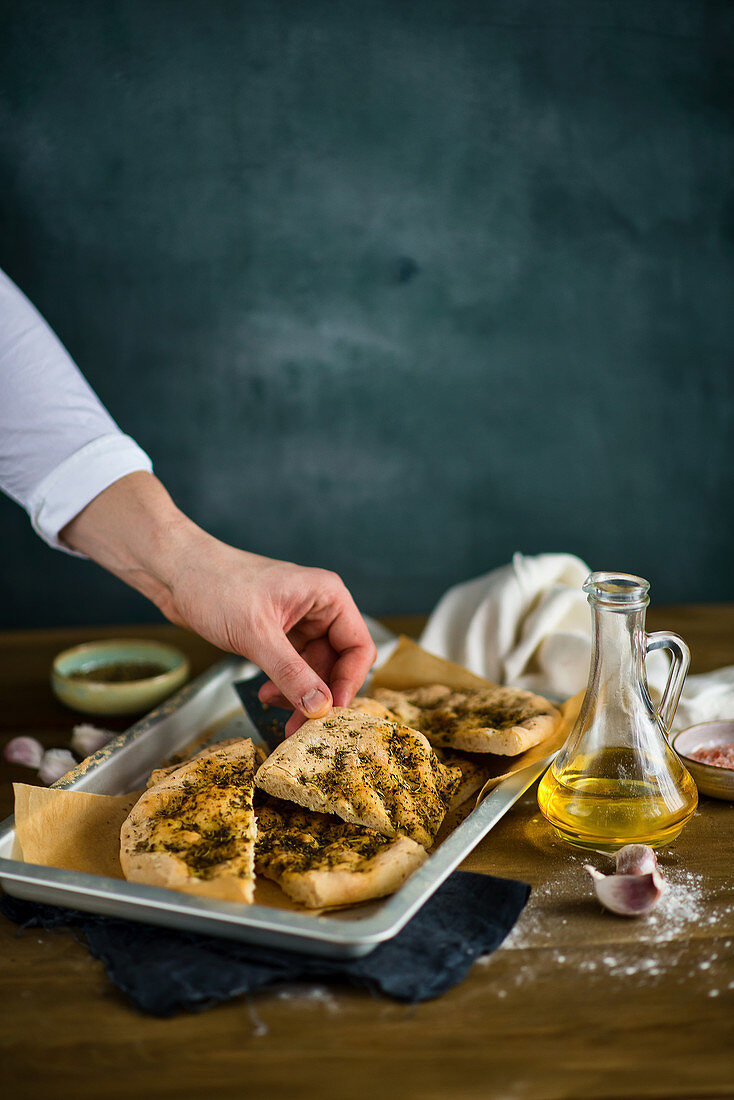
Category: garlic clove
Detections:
[
  {"x1": 38, "y1": 748, "x2": 78, "y2": 785},
  {"x1": 3, "y1": 736, "x2": 45, "y2": 768},
  {"x1": 71, "y1": 723, "x2": 114, "y2": 757},
  {"x1": 585, "y1": 863, "x2": 666, "y2": 917},
  {"x1": 614, "y1": 843, "x2": 658, "y2": 877}
]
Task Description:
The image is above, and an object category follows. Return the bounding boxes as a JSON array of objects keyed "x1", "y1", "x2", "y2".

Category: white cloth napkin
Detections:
[{"x1": 418, "y1": 552, "x2": 734, "y2": 732}]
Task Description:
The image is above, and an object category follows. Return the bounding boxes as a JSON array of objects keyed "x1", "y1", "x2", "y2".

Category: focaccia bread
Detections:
[
  {"x1": 370, "y1": 683, "x2": 561, "y2": 755},
  {"x1": 255, "y1": 796, "x2": 427, "y2": 908},
  {"x1": 120, "y1": 739, "x2": 257, "y2": 903},
  {"x1": 145, "y1": 738, "x2": 243, "y2": 788},
  {"x1": 432, "y1": 747, "x2": 492, "y2": 810},
  {"x1": 348, "y1": 695, "x2": 397, "y2": 721},
  {"x1": 254, "y1": 708, "x2": 460, "y2": 849}
]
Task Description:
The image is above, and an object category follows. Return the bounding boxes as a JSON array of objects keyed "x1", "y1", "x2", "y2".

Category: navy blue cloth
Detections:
[{"x1": 1, "y1": 871, "x2": 528, "y2": 1016}]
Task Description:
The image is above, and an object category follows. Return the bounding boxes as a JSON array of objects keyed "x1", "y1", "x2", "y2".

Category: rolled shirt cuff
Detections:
[{"x1": 27, "y1": 433, "x2": 153, "y2": 553}]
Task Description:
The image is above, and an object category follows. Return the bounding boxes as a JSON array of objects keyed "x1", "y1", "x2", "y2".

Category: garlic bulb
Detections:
[
  {"x1": 585, "y1": 844, "x2": 666, "y2": 917},
  {"x1": 71, "y1": 723, "x2": 114, "y2": 757},
  {"x1": 38, "y1": 748, "x2": 78, "y2": 785},
  {"x1": 3, "y1": 736, "x2": 44, "y2": 768}
]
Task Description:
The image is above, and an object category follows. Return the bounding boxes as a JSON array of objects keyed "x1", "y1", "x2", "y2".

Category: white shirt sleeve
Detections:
[{"x1": 0, "y1": 268, "x2": 152, "y2": 552}]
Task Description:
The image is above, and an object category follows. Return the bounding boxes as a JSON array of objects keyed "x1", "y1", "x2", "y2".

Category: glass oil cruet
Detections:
[{"x1": 537, "y1": 571, "x2": 698, "y2": 852}]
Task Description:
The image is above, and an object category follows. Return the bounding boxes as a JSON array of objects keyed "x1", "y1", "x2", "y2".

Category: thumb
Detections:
[{"x1": 254, "y1": 634, "x2": 332, "y2": 719}]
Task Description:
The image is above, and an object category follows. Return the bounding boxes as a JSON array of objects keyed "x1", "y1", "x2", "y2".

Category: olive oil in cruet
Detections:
[{"x1": 537, "y1": 572, "x2": 697, "y2": 852}]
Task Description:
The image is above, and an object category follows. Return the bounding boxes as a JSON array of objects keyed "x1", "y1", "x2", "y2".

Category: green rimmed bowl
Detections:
[{"x1": 51, "y1": 639, "x2": 190, "y2": 717}]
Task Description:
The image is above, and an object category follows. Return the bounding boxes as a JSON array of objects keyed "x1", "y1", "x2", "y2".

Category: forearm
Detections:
[
  {"x1": 60, "y1": 471, "x2": 205, "y2": 623},
  {"x1": 61, "y1": 471, "x2": 277, "y2": 639}
]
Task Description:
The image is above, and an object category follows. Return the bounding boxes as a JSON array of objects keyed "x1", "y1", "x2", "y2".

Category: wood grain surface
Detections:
[{"x1": 1, "y1": 609, "x2": 733, "y2": 1100}]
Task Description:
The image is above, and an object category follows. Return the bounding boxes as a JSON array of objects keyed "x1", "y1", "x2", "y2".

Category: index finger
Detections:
[{"x1": 327, "y1": 601, "x2": 377, "y2": 707}]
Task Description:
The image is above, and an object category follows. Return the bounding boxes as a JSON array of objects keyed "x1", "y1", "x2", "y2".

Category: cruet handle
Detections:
[{"x1": 645, "y1": 631, "x2": 691, "y2": 734}]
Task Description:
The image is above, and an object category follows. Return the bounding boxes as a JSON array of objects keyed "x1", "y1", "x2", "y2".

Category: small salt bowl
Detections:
[
  {"x1": 672, "y1": 720, "x2": 734, "y2": 802},
  {"x1": 52, "y1": 639, "x2": 190, "y2": 717}
]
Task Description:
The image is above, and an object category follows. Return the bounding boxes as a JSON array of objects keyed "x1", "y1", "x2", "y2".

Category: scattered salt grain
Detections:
[
  {"x1": 245, "y1": 998, "x2": 269, "y2": 1038},
  {"x1": 276, "y1": 985, "x2": 340, "y2": 1013}
]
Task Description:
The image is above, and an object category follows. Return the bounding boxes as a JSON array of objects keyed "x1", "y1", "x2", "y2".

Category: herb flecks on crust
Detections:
[
  {"x1": 255, "y1": 796, "x2": 393, "y2": 876},
  {"x1": 253, "y1": 794, "x2": 429, "y2": 908},
  {"x1": 369, "y1": 684, "x2": 561, "y2": 756},
  {"x1": 133, "y1": 752, "x2": 256, "y2": 881},
  {"x1": 254, "y1": 709, "x2": 459, "y2": 849}
]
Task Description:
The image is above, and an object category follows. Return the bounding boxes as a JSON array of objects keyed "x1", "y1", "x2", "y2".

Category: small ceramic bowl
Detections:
[
  {"x1": 51, "y1": 639, "x2": 190, "y2": 717},
  {"x1": 672, "y1": 720, "x2": 734, "y2": 802}
]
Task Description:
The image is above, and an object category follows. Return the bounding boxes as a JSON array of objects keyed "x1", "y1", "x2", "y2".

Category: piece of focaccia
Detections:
[
  {"x1": 120, "y1": 739, "x2": 257, "y2": 903},
  {"x1": 432, "y1": 747, "x2": 493, "y2": 810},
  {"x1": 254, "y1": 708, "x2": 460, "y2": 849},
  {"x1": 255, "y1": 796, "x2": 427, "y2": 908},
  {"x1": 370, "y1": 684, "x2": 561, "y2": 755}
]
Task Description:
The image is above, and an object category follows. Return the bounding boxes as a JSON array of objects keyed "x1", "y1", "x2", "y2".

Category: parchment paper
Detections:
[
  {"x1": 12, "y1": 785, "x2": 139, "y2": 878},
  {"x1": 11, "y1": 636, "x2": 582, "y2": 907}
]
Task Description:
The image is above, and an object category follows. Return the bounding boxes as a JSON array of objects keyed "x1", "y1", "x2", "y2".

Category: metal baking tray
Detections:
[{"x1": 0, "y1": 657, "x2": 550, "y2": 958}]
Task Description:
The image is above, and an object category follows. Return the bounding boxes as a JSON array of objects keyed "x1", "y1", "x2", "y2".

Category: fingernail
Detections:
[{"x1": 301, "y1": 688, "x2": 330, "y2": 717}]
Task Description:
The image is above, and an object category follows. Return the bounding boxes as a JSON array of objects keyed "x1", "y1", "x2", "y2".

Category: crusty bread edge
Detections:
[
  {"x1": 119, "y1": 844, "x2": 255, "y2": 904},
  {"x1": 259, "y1": 834, "x2": 428, "y2": 908},
  {"x1": 439, "y1": 714, "x2": 558, "y2": 755},
  {"x1": 255, "y1": 761, "x2": 399, "y2": 838}
]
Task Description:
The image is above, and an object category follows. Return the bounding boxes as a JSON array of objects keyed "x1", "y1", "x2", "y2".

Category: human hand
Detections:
[
  {"x1": 162, "y1": 538, "x2": 377, "y2": 735},
  {"x1": 62, "y1": 473, "x2": 377, "y2": 735}
]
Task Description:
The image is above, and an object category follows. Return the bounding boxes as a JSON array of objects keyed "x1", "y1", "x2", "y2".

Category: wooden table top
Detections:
[{"x1": 1, "y1": 607, "x2": 733, "y2": 1100}]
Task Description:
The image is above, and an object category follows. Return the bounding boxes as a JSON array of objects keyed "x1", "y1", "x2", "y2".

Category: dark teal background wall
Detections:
[{"x1": 1, "y1": 1, "x2": 733, "y2": 627}]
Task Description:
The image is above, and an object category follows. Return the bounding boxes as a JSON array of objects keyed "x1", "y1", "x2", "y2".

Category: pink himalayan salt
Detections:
[{"x1": 688, "y1": 744, "x2": 734, "y2": 770}]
